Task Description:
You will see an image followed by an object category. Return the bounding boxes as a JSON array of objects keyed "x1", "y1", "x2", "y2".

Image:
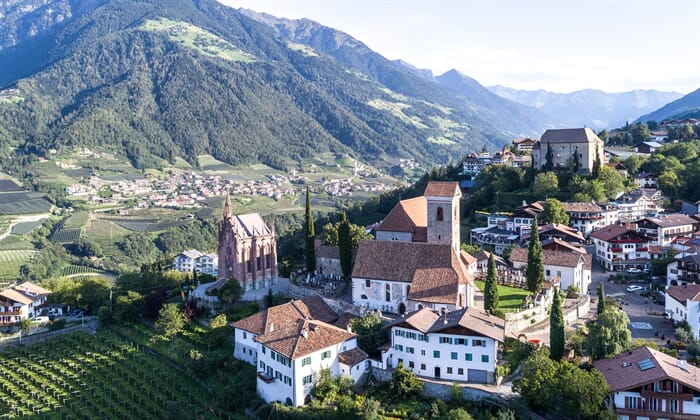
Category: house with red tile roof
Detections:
[
  {"x1": 666, "y1": 284, "x2": 700, "y2": 340},
  {"x1": 593, "y1": 346, "x2": 700, "y2": 418},
  {"x1": 232, "y1": 295, "x2": 367, "y2": 406},
  {"x1": 353, "y1": 182, "x2": 474, "y2": 315},
  {"x1": 0, "y1": 282, "x2": 51, "y2": 326},
  {"x1": 381, "y1": 307, "x2": 505, "y2": 384},
  {"x1": 509, "y1": 248, "x2": 592, "y2": 294},
  {"x1": 636, "y1": 214, "x2": 699, "y2": 246},
  {"x1": 590, "y1": 224, "x2": 651, "y2": 272}
]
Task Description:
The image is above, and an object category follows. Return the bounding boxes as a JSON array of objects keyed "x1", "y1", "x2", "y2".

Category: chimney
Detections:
[
  {"x1": 678, "y1": 358, "x2": 687, "y2": 371},
  {"x1": 269, "y1": 323, "x2": 274, "y2": 332},
  {"x1": 346, "y1": 324, "x2": 352, "y2": 334},
  {"x1": 301, "y1": 328, "x2": 308, "y2": 339}
]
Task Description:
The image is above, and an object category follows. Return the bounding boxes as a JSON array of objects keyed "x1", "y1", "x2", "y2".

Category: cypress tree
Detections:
[
  {"x1": 484, "y1": 253, "x2": 499, "y2": 314},
  {"x1": 549, "y1": 288, "x2": 565, "y2": 361},
  {"x1": 526, "y1": 216, "x2": 545, "y2": 295},
  {"x1": 597, "y1": 282, "x2": 606, "y2": 315},
  {"x1": 304, "y1": 186, "x2": 316, "y2": 273},
  {"x1": 544, "y1": 142, "x2": 554, "y2": 172},
  {"x1": 592, "y1": 148, "x2": 602, "y2": 179},
  {"x1": 338, "y1": 212, "x2": 352, "y2": 278}
]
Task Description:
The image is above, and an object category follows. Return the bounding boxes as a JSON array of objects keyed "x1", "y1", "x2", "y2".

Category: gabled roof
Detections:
[
  {"x1": 386, "y1": 307, "x2": 505, "y2": 342},
  {"x1": 538, "y1": 223, "x2": 585, "y2": 242},
  {"x1": 541, "y1": 237, "x2": 586, "y2": 254},
  {"x1": 561, "y1": 202, "x2": 603, "y2": 213},
  {"x1": 179, "y1": 249, "x2": 204, "y2": 259},
  {"x1": 509, "y1": 248, "x2": 586, "y2": 268},
  {"x1": 539, "y1": 128, "x2": 603, "y2": 144},
  {"x1": 666, "y1": 284, "x2": 700, "y2": 304},
  {"x1": 424, "y1": 181, "x2": 461, "y2": 198},
  {"x1": 338, "y1": 347, "x2": 369, "y2": 367},
  {"x1": 375, "y1": 196, "x2": 427, "y2": 235},
  {"x1": 0, "y1": 289, "x2": 34, "y2": 305},
  {"x1": 590, "y1": 224, "x2": 637, "y2": 242},
  {"x1": 640, "y1": 214, "x2": 698, "y2": 228},
  {"x1": 231, "y1": 295, "x2": 338, "y2": 335},
  {"x1": 352, "y1": 241, "x2": 473, "y2": 304},
  {"x1": 594, "y1": 346, "x2": 700, "y2": 393},
  {"x1": 255, "y1": 318, "x2": 356, "y2": 360},
  {"x1": 12, "y1": 282, "x2": 51, "y2": 296},
  {"x1": 460, "y1": 250, "x2": 477, "y2": 266}
]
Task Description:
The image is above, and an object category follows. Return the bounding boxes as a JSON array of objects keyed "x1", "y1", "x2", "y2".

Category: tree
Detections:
[
  {"x1": 76, "y1": 238, "x2": 104, "y2": 258},
  {"x1": 216, "y1": 279, "x2": 243, "y2": 308},
  {"x1": 598, "y1": 166, "x2": 625, "y2": 200},
  {"x1": 444, "y1": 408, "x2": 474, "y2": 420},
  {"x1": 597, "y1": 283, "x2": 606, "y2": 315},
  {"x1": 533, "y1": 172, "x2": 558, "y2": 199},
  {"x1": 541, "y1": 198, "x2": 569, "y2": 225},
  {"x1": 592, "y1": 148, "x2": 602, "y2": 179},
  {"x1": 338, "y1": 212, "x2": 352, "y2": 278},
  {"x1": 526, "y1": 217, "x2": 545, "y2": 295},
  {"x1": 304, "y1": 186, "x2": 316, "y2": 273},
  {"x1": 321, "y1": 220, "x2": 371, "y2": 248},
  {"x1": 21, "y1": 318, "x2": 31, "y2": 335},
  {"x1": 513, "y1": 349, "x2": 558, "y2": 412},
  {"x1": 484, "y1": 253, "x2": 499, "y2": 314},
  {"x1": 156, "y1": 303, "x2": 185, "y2": 339},
  {"x1": 631, "y1": 123, "x2": 651, "y2": 144},
  {"x1": 112, "y1": 291, "x2": 143, "y2": 324},
  {"x1": 351, "y1": 312, "x2": 387, "y2": 355},
  {"x1": 544, "y1": 142, "x2": 554, "y2": 172},
  {"x1": 571, "y1": 148, "x2": 580, "y2": 172},
  {"x1": 549, "y1": 289, "x2": 565, "y2": 361},
  {"x1": 389, "y1": 362, "x2": 423, "y2": 399},
  {"x1": 587, "y1": 306, "x2": 631, "y2": 360}
]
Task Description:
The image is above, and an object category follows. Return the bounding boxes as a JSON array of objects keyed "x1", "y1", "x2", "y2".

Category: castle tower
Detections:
[{"x1": 424, "y1": 182, "x2": 462, "y2": 253}]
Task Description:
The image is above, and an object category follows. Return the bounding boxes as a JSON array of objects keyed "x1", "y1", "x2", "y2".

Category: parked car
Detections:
[
  {"x1": 627, "y1": 285, "x2": 644, "y2": 292},
  {"x1": 626, "y1": 268, "x2": 642, "y2": 274}
]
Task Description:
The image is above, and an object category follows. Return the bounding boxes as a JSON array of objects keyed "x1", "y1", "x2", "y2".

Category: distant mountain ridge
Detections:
[
  {"x1": 488, "y1": 85, "x2": 683, "y2": 130},
  {"x1": 634, "y1": 88, "x2": 700, "y2": 123}
]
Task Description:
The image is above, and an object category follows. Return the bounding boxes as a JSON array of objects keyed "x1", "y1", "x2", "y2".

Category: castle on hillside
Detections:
[{"x1": 217, "y1": 193, "x2": 278, "y2": 291}]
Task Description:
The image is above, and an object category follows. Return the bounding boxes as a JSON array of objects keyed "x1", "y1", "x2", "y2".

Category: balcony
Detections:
[
  {"x1": 636, "y1": 247, "x2": 648, "y2": 252},
  {"x1": 610, "y1": 247, "x2": 623, "y2": 252},
  {"x1": 640, "y1": 390, "x2": 694, "y2": 401},
  {"x1": 616, "y1": 408, "x2": 698, "y2": 420},
  {"x1": 0, "y1": 310, "x2": 21, "y2": 316},
  {"x1": 256, "y1": 372, "x2": 275, "y2": 384}
]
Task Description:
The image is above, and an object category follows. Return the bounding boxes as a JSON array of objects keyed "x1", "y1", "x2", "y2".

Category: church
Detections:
[
  {"x1": 217, "y1": 193, "x2": 278, "y2": 291},
  {"x1": 351, "y1": 182, "x2": 474, "y2": 315}
]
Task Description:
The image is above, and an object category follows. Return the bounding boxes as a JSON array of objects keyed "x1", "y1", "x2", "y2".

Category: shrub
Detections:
[{"x1": 48, "y1": 318, "x2": 66, "y2": 331}]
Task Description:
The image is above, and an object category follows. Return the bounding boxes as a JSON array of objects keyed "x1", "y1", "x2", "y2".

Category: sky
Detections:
[{"x1": 219, "y1": 0, "x2": 700, "y2": 94}]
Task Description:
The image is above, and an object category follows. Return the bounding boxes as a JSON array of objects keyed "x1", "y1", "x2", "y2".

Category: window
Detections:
[
  {"x1": 458, "y1": 368, "x2": 464, "y2": 375},
  {"x1": 260, "y1": 361, "x2": 265, "y2": 369},
  {"x1": 447, "y1": 367, "x2": 453, "y2": 374},
  {"x1": 361, "y1": 294, "x2": 368, "y2": 300},
  {"x1": 257, "y1": 255, "x2": 262, "y2": 271},
  {"x1": 302, "y1": 375, "x2": 313, "y2": 385},
  {"x1": 271, "y1": 351, "x2": 276, "y2": 359},
  {"x1": 456, "y1": 338, "x2": 465, "y2": 345},
  {"x1": 385, "y1": 284, "x2": 391, "y2": 302},
  {"x1": 408, "y1": 361, "x2": 414, "y2": 369},
  {"x1": 275, "y1": 371, "x2": 282, "y2": 380},
  {"x1": 394, "y1": 344, "x2": 404, "y2": 351},
  {"x1": 433, "y1": 350, "x2": 440, "y2": 358},
  {"x1": 465, "y1": 353, "x2": 472, "y2": 361},
  {"x1": 302, "y1": 357, "x2": 311, "y2": 366},
  {"x1": 420, "y1": 363, "x2": 426, "y2": 370},
  {"x1": 437, "y1": 207, "x2": 444, "y2": 221},
  {"x1": 556, "y1": 271, "x2": 561, "y2": 277},
  {"x1": 243, "y1": 332, "x2": 247, "y2": 339},
  {"x1": 421, "y1": 349, "x2": 426, "y2": 356},
  {"x1": 262, "y1": 347, "x2": 266, "y2": 354},
  {"x1": 321, "y1": 350, "x2": 331, "y2": 360},
  {"x1": 406, "y1": 347, "x2": 415, "y2": 354},
  {"x1": 451, "y1": 352, "x2": 458, "y2": 360},
  {"x1": 481, "y1": 355, "x2": 489, "y2": 363},
  {"x1": 284, "y1": 376, "x2": 292, "y2": 386},
  {"x1": 365, "y1": 279, "x2": 370, "y2": 288},
  {"x1": 472, "y1": 339, "x2": 486, "y2": 347},
  {"x1": 439, "y1": 337, "x2": 453, "y2": 344},
  {"x1": 545, "y1": 269, "x2": 550, "y2": 276}
]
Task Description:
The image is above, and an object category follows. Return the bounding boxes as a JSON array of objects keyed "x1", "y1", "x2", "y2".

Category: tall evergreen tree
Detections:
[
  {"x1": 484, "y1": 253, "x2": 499, "y2": 314},
  {"x1": 572, "y1": 147, "x2": 580, "y2": 172},
  {"x1": 592, "y1": 148, "x2": 602, "y2": 179},
  {"x1": 597, "y1": 282, "x2": 606, "y2": 315},
  {"x1": 304, "y1": 186, "x2": 316, "y2": 273},
  {"x1": 549, "y1": 288, "x2": 565, "y2": 361},
  {"x1": 544, "y1": 142, "x2": 554, "y2": 172},
  {"x1": 526, "y1": 216, "x2": 545, "y2": 295},
  {"x1": 338, "y1": 212, "x2": 352, "y2": 278}
]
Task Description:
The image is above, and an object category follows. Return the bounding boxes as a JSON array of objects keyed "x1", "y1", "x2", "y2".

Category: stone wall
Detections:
[{"x1": 505, "y1": 295, "x2": 590, "y2": 335}]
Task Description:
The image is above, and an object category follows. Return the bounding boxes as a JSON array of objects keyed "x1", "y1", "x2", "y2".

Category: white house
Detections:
[
  {"x1": 0, "y1": 282, "x2": 51, "y2": 326},
  {"x1": 509, "y1": 248, "x2": 592, "y2": 294},
  {"x1": 173, "y1": 250, "x2": 218, "y2": 276},
  {"x1": 590, "y1": 224, "x2": 651, "y2": 272},
  {"x1": 636, "y1": 214, "x2": 698, "y2": 246},
  {"x1": 560, "y1": 201, "x2": 620, "y2": 237},
  {"x1": 232, "y1": 295, "x2": 368, "y2": 406},
  {"x1": 382, "y1": 307, "x2": 505, "y2": 384},
  {"x1": 667, "y1": 254, "x2": 700, "y2": 287},
  {"x1": 594, "y1": 346, "x2": 700, "y2": 419},
  {"x1": 666, "y1": 284, "x2": 700, "y2": 339}
]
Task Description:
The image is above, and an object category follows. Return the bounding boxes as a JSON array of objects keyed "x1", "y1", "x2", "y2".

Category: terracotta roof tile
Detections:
[
  {"x1": 376, "y1": 196, "x2": 426, "y2": 234},
  {"x1": 352, "y1": 241, "x2": 472, "y2": 304},
  {"x1": 386, "y1": 307, "x2": 505, "y2": 342},
  {"x1": 424, "y1": 181, "x2": 461, "y2": 198},
  {"x1": 666, "y1": 284, "x2": 700, "y2": 304},
  {"x1": 0, "y1": 289, "x2": 34, "y2": 305},
  {"x1": 12, "y1": 282, "x2": 51, "y2": 296},
  {"x1": 231, "y1": 295, "x2": 337, "y2": 335},
  {"x1": 561, "y1": 202, "x2": 603, "y2": 213},
  {"x1": 334, "y1": 312, "x2": 358, "y2": 330},
  {"x1": 642, "y1": 214, "x2": 698, "y2": 228},
  {"x1": 338, "y1": 347, "x2": 368, "y2": 367},
  {"x1": 590, "y1": 224, "x2": 636, "y2": 242},
  {"x1": 509, "y1": 248, "x2": 585, "y2": 268},
  {"x1": 255, "y1": 319, "x2": 356, "y2": 359},
  {"x1": 593, "y1": 346, "x2": 700, "y2": 393}
]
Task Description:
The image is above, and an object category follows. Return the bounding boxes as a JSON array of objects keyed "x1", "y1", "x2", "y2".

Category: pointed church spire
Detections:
[{"x1": 223, "y1": 190, "x2": 232, "y2": 219}]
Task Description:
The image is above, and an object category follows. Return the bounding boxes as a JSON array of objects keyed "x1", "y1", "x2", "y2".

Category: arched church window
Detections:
[{"x1": 437, "y1": 206, "x2": 444, "y2": 221}]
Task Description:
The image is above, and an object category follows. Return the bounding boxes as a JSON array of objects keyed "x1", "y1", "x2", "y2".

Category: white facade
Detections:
[
  {"x1": 352, "y1": 278, "x2": 471, "y2": 314},
  {"x1": 375, "y1": 231, "x2": 413, "y2": 242},
  {"x1": 233, "y1": 328, "x2": 257, "y2": 364},
  {"x1": 511, "y1": 258, "x2": 590, "y2": 294},
  {"x1": 611, "y1": 390, "x2": 700, "y2": 418},
  {"x1": 665, "y1": 287, "x2": 700, "y2": 340},
  {"x1": 387, "y1": 326, "x2": 498, "y2": 384},
  {"x1": 173, "y1": 250, "x2": 218, "y2": 275}
]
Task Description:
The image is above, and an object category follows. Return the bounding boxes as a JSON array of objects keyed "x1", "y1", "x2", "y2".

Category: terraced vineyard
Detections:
[
  {"x1": 57, "y1": 265, "x2": 106, "y2": 277},
  {"x1": 0, "y1": 331, "x2": 212, "y2": 418},
  {"x1": 0, "y1": 249, "x2": 36, "y2": 280}
]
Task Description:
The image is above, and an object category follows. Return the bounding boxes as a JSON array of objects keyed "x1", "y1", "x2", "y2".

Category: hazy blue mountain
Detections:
[
  {"x1": 634, "y1": 88, "x2": 700, "y2": 123},
  {"x1": 488, "y1": 85, "x2": 683, "y2": 130}
]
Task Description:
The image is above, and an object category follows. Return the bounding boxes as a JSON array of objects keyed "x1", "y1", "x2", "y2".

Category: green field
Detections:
[
  {"x1": 63, "y1": 211, "x2": 90, "y2": 229},
  {"x1": 0, "y1": 249, "x2": 36, "y2": 280},
  {"x1": 0, "y1": 331, "x2": 212, "y2": 418},
  {"x1": 475, "y1": 280, "x2": 531, "y2": 313}
]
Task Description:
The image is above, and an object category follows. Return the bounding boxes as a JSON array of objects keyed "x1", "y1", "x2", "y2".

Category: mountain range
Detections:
[
  {"x1": 0, "y1": 0, "x2": 692, "y2": 175},
  {"x1": 487, "y1": 85, "x2": 683, "y2": 130},
  {"x1": 634, "y1": 88, "x2": 700, "y2": 123}
]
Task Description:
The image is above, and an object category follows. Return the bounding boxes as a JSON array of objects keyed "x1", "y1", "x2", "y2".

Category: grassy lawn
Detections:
[{"x1": 475, "y1": 280, "x2": 531, "y2": 313}]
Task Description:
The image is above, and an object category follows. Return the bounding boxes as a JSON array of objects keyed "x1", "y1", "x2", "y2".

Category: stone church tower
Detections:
[
  {"x1": 424, "y1": 182, "x2": 462, "y2": 253},
  {"x1": 217, "y1": 193, "x2": 278, "y2": 291}
]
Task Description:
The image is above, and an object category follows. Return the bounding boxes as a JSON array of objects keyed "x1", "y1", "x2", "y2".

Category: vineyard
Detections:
[
  {"x1": 102, "y1": 217, "x2": 186, "y2": 233},
  {"x1": 63, "y1": 212, "x2": 89, "y2": 229},
  {"x1": 0, "y1": 331, "x2": 213, "y2": 418},
  {"x1": 0, "y1": 249, "x2": 36, "y2": 280},
  {"x1": 57, "y1": 265, "x2": 106, "y2": 277},
  {"x1": 9, "y1": 220, "x2": 43, "y2": 235},
  {"x1": 0, "y1": 191, "x2": 52, "y2": 216},
  {"x1": 48, "y1": 218, "x2": 81, "y2": 244}
]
